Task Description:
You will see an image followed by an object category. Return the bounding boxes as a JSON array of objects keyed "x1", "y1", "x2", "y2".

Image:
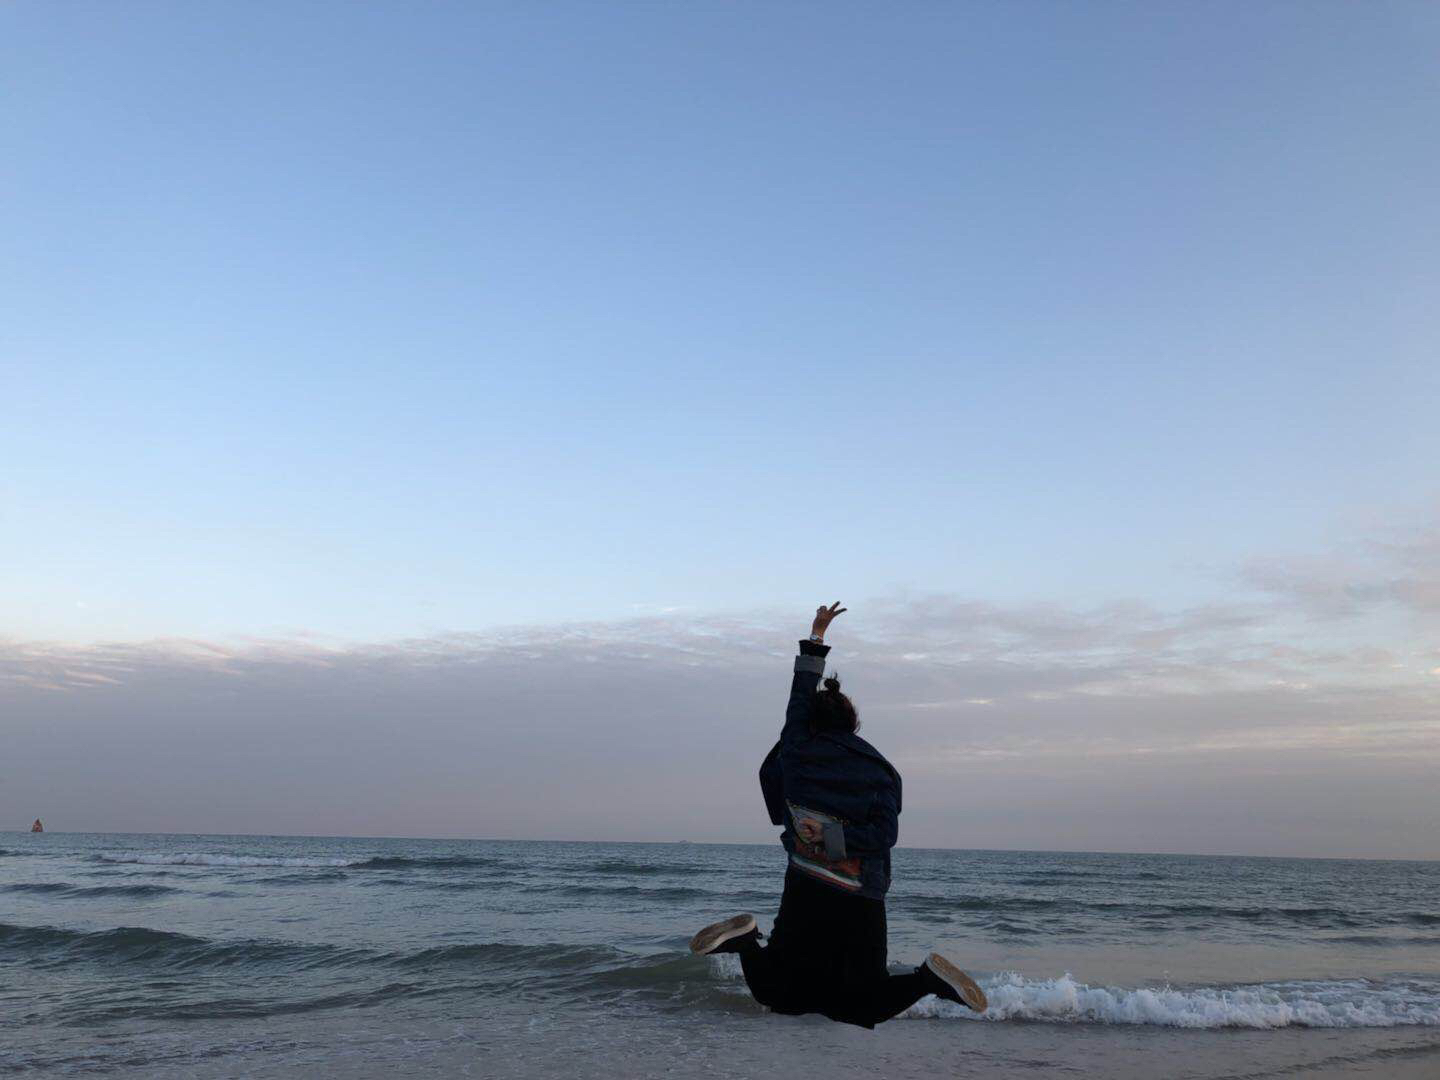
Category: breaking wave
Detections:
[
  {"x1": 6, "y1": 920, "x2": 1437, "y2": 1030},
  {"x1": 908, "y1": 972, "x2": 1440, "y2": 1029}
]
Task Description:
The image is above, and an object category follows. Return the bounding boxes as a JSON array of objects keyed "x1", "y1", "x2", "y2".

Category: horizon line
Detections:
[{"x1": 9, "y1": 828, "x2": 1437, "y2": 865}]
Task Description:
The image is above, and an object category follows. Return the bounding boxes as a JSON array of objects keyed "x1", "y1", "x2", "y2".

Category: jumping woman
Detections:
[{"x1": 689, "y1": 602, "x2": 987, "y2": 1027}]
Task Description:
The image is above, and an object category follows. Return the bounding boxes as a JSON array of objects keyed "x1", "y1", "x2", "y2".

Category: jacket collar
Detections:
[{"x1": 819, "y1": 730, "x2": 898, "y2": 777}]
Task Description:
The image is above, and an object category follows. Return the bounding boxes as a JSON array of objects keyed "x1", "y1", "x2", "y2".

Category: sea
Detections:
[{"x1": 3, "y1": 833, "x2": 1439, "y2": 1079}]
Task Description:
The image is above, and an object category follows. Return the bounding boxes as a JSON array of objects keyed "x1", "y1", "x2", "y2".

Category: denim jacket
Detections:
[{"x1": 759, "y1": 640, "x2": 901, "y2": 899}]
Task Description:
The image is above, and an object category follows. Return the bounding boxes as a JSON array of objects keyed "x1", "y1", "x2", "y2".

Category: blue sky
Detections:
[
  {"x1": 6, "y1": 2, "x2": 1437, "y2": 642},
  {"x1": 3, "y1": 4, "x2": 1439, "y2": 853}
]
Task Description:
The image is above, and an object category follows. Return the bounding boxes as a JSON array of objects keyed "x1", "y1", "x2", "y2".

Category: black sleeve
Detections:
[{"x1": 781, "y1": 639, "x2": 831, "y2": 748}]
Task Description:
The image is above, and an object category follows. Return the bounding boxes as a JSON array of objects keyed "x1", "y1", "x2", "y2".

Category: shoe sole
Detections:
[
  {"x1": 926, "y1": 953, "x2": 988, "y2": 1012},
  {"x1": 688, "y1": 914, "x2": 756, "y2": 955}
]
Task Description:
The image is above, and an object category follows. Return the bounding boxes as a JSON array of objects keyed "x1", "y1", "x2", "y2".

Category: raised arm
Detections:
[{"x1": 781, "y1": 602, "x2": 846, "y2": 748}]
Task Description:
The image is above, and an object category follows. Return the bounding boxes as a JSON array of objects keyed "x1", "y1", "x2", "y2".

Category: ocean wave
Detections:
[
  {"x1": 360, "y1": 877, "x2": 515, "y2": 892},
  {"x1": 987, "y1": 920, "x2": 1040, "y2": 936},
  {"x1": 587, "y1": 858, "x2": 695, "y2": 876},
  {"x1": 351, "y1": 855, "x2": 504, "y2": 870},
  {"x1": 356, "y1": 878, "x2": 768, "y2": 903},
  {"x1": 0, "y1": 922, "x2": 376, "y2": 971},
  {"x1": 388, "y1": 941, "x2": 620, "y2": 973},
  {"x1": 55, "y1": 980, "x2": 447, "y2": 1024},
  {"x1": 93, "y1": 853, "x2": 360, "y2": 868},
  {"x1": 895, "y1": 895, "x2": 1062, "y2": 914},
  {"x1": 80, "y1": 867, "x2": 188, "y2": 878},
  {"x1": 1, "y1": 882, "x2": 178, "y2": 899},
  {"x1": 89, "y1": 851, "x2": 504, "y2": 871},
  {"x1": 0, "y1": 917, "x2": 738, "y2": 1007},
  {"x1": 249, "y1": 870, "x2": 351, "y2": 885},
  {"x1": 1011, "y1": 869, "x2": 1107, "y2": 882},
  {"x1": 1328, "y1": 933, "x2": 1440, "y2": 947},
  {"x1": 521, "y1": 882, "x2": 720, "y2": 902},
  {"x1": 907, "y1": 972, "x2": 1440, "y2": 1028},
  {"x1": 1135, "y1": 903, "x2": 1365, "y2": 926},
  {"x1": 889, "y1": 893, "x2": 1419, "y2": 930},
  {"x1": 0, "y1": 921, "x2": 653, "y2": 982},
  {"x1": 1010, "y1": 872, "x2": 1169, "y2": 888},
  {"x1": 40, "y1": 952, "x2": 745, "y2": 1025},
  {"x1": 9, "y1": 918, "x2": 1437, "y2": 1030}
]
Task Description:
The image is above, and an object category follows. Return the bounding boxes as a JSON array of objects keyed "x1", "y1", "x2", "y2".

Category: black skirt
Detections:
[{"x1": 738, "y1": 865, "x2": 927, "y2": 1028}]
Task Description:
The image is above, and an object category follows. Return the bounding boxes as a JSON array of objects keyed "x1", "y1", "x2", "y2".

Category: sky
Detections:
[{"x1": 3, "y1": 3, "x2": 1438, "y2": 857}]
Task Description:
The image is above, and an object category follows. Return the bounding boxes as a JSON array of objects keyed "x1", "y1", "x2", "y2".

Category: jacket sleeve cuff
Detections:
[
  {"x1": 794, "y1": 654, "x2": 826, "y2": 675},
  {"x1": 798, "y1": 639, "x2": 832, "y2": 658},
  {"x1": 822, "y1": 821, "x2": 847, "y2": 860}
]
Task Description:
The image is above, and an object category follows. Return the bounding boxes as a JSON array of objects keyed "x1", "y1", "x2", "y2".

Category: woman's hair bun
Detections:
[{"x1": 812, "y1": 672, "x2": 858, "y2": 733}]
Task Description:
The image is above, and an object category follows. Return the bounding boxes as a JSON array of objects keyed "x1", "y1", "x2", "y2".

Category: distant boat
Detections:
[{"x1": 31, "y1": 819, "x2": 43, "y2": 833}]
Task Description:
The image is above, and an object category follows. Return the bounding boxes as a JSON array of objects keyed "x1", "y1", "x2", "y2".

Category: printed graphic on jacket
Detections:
[{"x1": 786, "y1": 802, "x2": 863, "y2": 892}]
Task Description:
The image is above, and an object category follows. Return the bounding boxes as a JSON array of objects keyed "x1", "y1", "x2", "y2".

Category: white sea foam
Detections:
[
  {"x1": 95, "y1": 852, "x2": 359, "y2": 868},
  {"x1": 906, "y1": 972, "x2": 1440, "y2": 1028},
  {"x1": 708, "y1": 954, "x2": 745, "y2": 981}
]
